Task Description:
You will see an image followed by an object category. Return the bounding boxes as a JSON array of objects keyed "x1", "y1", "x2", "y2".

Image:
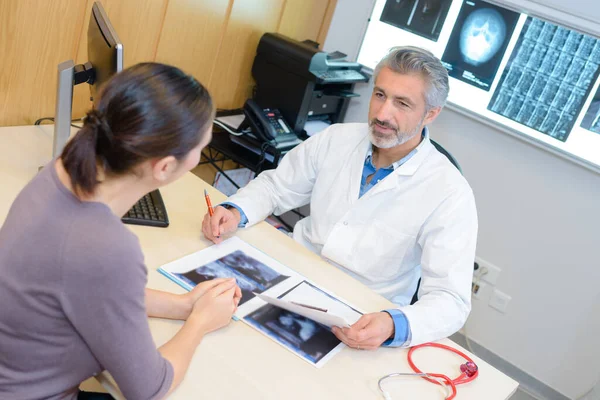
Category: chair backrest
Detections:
[
  {"x1": 410, "y1": 138, "x2": 463, "y2": 305},
  {"x1": 430, "y1": 138, "x2": 462, "y2": 174}
]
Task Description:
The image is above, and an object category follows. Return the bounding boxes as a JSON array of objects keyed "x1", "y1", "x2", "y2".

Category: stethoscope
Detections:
[{"x1": 378, "y1": 342, "x2": 479, "y2": 400}]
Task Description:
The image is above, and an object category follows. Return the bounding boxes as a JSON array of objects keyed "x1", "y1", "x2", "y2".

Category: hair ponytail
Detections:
[{"x1": 61, "y1": 109, "x2": 104, "y2": 195}]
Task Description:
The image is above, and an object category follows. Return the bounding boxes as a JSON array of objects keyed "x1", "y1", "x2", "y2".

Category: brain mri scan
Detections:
[{"x1": 460, "y1": 8, "x2": 507, "y2": 66}]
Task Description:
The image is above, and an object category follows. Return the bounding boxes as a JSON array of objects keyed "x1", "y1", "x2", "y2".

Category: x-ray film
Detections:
[
  {"x1": 488, "y1": 17, "x2": 600, "y2": 141},
  {"x1": 441, "y1": 0, "x2": 520, "y2": 90},
  {"x1": 380, "y1": 0, "x2": 453, "y2": 42},
  {"x1": 581, "y1": 86, "x2": 600, "y2": 134}
]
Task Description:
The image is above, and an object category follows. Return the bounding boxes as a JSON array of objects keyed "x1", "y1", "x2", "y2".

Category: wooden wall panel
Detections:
[
  {"x1": 208, "y1": 0, "x2": 286, "y2": 109},
  {"x1": 0, "y1": 0, "x2": 339, "y2": 126},
  {"x1": 71, "y1": 0, "x2": 169, "y2": 118},
  {"x1": 316, "y1": 0, "x2": 338, "y2": 49},
  {"x1": 0, "y1": 0, "x2": 87, "y2": 126},
  {"x1": 277, "y1": 0, "x2": 331, "y2": 44},
  {"x1": 155, "y1": 0, "x2": 231, "y2": 87}
]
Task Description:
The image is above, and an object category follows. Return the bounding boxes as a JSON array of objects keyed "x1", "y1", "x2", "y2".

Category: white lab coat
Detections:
[{"x1": 228, "y1": 123, "x2": 478, "y2": 346}]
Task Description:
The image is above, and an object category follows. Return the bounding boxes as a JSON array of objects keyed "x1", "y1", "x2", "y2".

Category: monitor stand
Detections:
[{"x1": 52, "y1": 60, "x2": 95, "y2": 159}]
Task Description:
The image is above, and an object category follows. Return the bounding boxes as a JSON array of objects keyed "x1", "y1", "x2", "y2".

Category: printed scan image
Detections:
[
  {"x1": 176, "y1": 250, "x2": 289, "y2": 306},
  {"x1": 244, "y1": 304, "x2": 341, "y2": 364}
]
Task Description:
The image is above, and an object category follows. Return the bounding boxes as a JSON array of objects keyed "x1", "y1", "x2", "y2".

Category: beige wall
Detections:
[{"x1": 0, "y1": 0, "x2": 337, "y2": 126}]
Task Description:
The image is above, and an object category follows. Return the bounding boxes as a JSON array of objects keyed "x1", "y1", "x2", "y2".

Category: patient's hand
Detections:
[
  {"x1": 184, "y1": 278, "x2": 243, "y2": 317},
  {"x1": 202, "y1": 205, "x2": 241, "y2": 244},
  {"x1": 332, "y1": 312, "x2": 395, "y2": 350}
]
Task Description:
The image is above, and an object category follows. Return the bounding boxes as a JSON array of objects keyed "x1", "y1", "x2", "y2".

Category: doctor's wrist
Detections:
[{"x1": 381, "y1": 311, "x2": 395, "y2": 340}]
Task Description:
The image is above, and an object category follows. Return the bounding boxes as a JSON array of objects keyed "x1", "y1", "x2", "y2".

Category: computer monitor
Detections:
[
  {"x1": 88, "y1": 2, "x2": 124, "y2": 103},
  {"x1": 52, "y1": 1, "x2": 123, "y2": 158}
]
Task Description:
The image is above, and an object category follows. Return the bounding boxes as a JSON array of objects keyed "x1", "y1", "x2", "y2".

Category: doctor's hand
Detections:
[
  {"x1": 332, "y1": 312, "x2": 395, "y2": 351},
  {"x1": 202, "y1": 205, "x2": 241, "y2": 244}
]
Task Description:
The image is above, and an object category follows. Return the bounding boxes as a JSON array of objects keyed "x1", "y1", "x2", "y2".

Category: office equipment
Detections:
[
  {"x1": 158, "y1": 236, "x2": 362, "y2": 368},
  {"x1": 1, "y1": 124, "x2": 519, "y2": 399},
  {"x1": 241, "y1": 99, "x2": 301, "y2": 146},
  {"x1": 121, "y1": 190, "x2": 169, "y2": 228},
  {"x1": 52, "y1": 2, "x2": 170, "y2": 228},
  {"x1": 53, "y1": 2, "x2": 123, "y2": 158},
  {"x1": 251, "y1": 32, "x2": 369, "y2": 135}
]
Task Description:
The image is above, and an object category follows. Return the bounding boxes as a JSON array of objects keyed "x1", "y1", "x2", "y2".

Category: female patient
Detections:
[{"x1": 0, "y1": 63, "x2": 240, "y2": 399}]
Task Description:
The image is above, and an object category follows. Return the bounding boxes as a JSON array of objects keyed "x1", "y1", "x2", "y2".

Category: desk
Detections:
[{"x1": 0, "y1": 125, "x2": 518, "y2": 400}]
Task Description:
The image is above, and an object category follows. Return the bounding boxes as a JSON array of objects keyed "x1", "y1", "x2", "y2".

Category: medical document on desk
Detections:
[{"x1": 158, "y1": 236, "x2": 362, "y2": 367}]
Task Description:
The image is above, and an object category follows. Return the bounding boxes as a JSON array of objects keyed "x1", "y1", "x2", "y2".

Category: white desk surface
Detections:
[{"x1": 0, "y1": 125, "x2": 518, "y2": 400}]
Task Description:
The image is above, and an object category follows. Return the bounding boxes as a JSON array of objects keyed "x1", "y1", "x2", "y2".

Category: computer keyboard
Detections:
[{"x1": 122, "y1": 189, "x2": 169, "y2": 228}]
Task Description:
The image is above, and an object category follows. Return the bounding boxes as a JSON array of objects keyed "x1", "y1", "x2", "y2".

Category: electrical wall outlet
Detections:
[
  {"x1": 471, "y1": 281, "x2": 487, "y2": 300},
  {"x1": 489, "y1": 289, "x2": 511, "y2": 313},
  {"x1": 474, "y1": 256, "x2": 501, "y2": 286}
]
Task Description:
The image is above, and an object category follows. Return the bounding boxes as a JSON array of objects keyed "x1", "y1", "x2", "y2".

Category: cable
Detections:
[
  {"x1": 34, "y1": 117, "x2": 83, "y2": 129},
  {"x1": 254, "y1": 141, "x2": 271, "y2": 173},
  {"x1": 213, "y1": 120, "x2": 246, "y2": 136}
]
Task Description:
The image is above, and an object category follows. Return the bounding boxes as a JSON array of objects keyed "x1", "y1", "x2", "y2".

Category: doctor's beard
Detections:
[{"x1": 368, "y1": 116, "x2": 425, "y2": 149}]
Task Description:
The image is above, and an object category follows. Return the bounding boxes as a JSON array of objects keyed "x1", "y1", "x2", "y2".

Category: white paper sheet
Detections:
[
  {"x1": 158, "y1": 237, "x2": 363, "y2": 368},
  {"x1": 256, "y1": 292, "x2": 355, "y2": 328},
  {"x1": 215, "y1": 113, "x2": 245, "y2": 130},
  {"x1": 304, "y1": 120, "x2": 331, "y2": 136}
]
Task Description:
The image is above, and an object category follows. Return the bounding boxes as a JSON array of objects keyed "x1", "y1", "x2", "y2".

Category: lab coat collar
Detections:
[
  {"x1": 393, "y1": 127, "x2": 433, "y2": 176},
  {"x1": 350, "y1": 126, "x2": 434, "y2": 202}
]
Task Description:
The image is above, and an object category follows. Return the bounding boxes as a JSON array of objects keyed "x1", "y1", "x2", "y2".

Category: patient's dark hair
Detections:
[{"x1": 61, "y1": 62, "x2": 214, "y2": 195}]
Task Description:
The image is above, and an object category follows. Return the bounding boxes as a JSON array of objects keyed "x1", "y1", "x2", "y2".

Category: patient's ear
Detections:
[{"x1": 151, "y1": 155, "x2": 178, "y2": 183}]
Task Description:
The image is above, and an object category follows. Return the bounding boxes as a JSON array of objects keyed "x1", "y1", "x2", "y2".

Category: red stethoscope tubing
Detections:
[{"x1": 407, "y1": 342, "x2": 479, "y2": 400}]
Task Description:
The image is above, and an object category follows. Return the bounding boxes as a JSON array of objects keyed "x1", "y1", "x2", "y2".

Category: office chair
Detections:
[
  {"x1": 430, "y1": 138, "x2": 462, "y2": 174},
  {"x1": 410, "y1": 139, "x2": 466, "y2": 305}
]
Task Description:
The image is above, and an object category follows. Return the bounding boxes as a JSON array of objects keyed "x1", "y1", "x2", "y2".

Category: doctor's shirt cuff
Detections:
[
  {"x1": 219, "y1": 202, "x2": 248, "y2": 227},
  {"x1": 381, "y1": 309, "x2": 410, "y2": 347}
]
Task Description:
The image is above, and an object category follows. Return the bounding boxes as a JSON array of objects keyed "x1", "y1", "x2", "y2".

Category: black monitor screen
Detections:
[{"x1": 88, "y1": 2, "x2": 123, "y2": 102}]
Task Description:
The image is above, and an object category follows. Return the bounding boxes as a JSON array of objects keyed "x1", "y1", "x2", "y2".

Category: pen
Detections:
[
  {"x1": 204, "y1": 189, "x2": 214, "y2": 217},
  {"x1": 291, "y1": 301, "x2": 328, "y2": 313}
]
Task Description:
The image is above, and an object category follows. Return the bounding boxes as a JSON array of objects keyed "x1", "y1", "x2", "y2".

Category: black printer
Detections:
[{"x1": 251, "y1": 33, "x2": 369, "y2": 135}]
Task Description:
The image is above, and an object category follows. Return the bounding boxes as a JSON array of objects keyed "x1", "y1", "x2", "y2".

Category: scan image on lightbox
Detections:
[
  {"x1": 379, "y1": 0, "x2": 453, "y2": 42},
  {"x1": 488, "y1": 17, "x2": 600, "y2": 142},
  {"x1": 440, "y1": 0, "x2": 520, "y2": 91},
  {"x1": 581, "y1": 85, "x2": 600, "y2": 135}
]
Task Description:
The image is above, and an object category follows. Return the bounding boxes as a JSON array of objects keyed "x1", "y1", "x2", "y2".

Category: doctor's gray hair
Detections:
[{"x1": 373, "y1": 46, "x2": 449, "y2": 111}]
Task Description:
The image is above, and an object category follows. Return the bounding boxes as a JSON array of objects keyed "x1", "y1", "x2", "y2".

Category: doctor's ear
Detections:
[
  {"x1": 151, "y1": 155, "x2": 178, "y2": 182},
  {"x1": 422, "y1": 106, "x2": 442, "y2": 126}
]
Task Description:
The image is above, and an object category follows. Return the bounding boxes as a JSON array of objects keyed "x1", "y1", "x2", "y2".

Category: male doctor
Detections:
[{"x1": 202, "y1": 46, "x2": 477, "y2": 349}]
